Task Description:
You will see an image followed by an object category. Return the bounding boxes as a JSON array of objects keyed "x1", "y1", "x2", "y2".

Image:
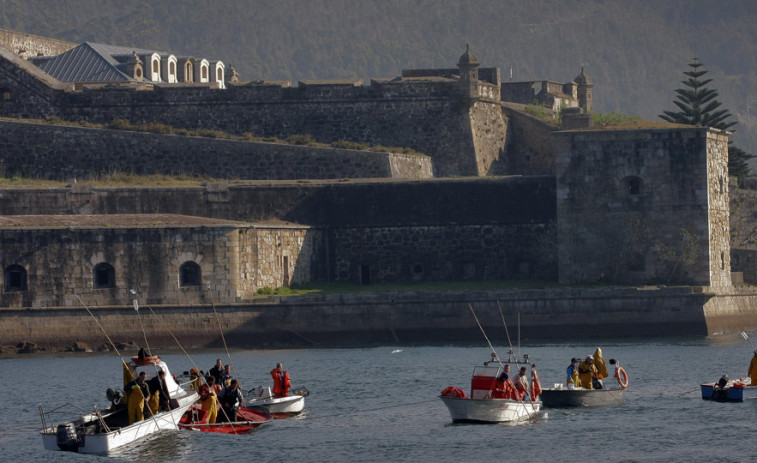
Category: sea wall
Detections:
[{"x1": 5, "y1": 286, "x2": 754, "y2": 352}]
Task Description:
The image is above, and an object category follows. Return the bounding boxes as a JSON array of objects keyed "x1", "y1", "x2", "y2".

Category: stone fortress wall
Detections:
[
  {"x1": 0, "y1": 119, "x2": 433, "y2": 181},
  {"x1": 0, "y1": 28, "x2": 745, "y2": 336}
]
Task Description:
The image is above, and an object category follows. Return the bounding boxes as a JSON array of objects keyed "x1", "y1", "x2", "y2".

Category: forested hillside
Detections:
[{"x1": 2, "y1": 0, "x2": 756, "y2": 163}]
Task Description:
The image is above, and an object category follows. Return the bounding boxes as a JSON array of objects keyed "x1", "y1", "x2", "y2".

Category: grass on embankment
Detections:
[{"x1": 253, "y1": 280, "x2": 558, "y2": 297}]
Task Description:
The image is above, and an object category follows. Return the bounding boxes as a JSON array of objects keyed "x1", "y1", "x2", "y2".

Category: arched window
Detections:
[
  {"x1": 1, "y1": 88, "x2": 10, "y2": 100},
  {"x1": 622, "y1": 176, "x2": 642, "y2": 196},
  {"x1": 152, "y1": 59, "x2": 159, "y2": 73},
  {"x1": 179, "y1": 261, "x2": 202, "y2": 287},
  {"x1": 93, "y1": 262, "x2": 115, "y2": 289},
  {"x1": 185, "y1": 62, "x2": 193, "y2": 82},
  {"x1": 4, "y1": 264, "x2": 27, "y2": 292},
  {"x1": 135, "y1": 68, "x2": 142, "y2": 79},
  {"x1": 217, "y1": 68, "x2": 223, "y2": 81}
]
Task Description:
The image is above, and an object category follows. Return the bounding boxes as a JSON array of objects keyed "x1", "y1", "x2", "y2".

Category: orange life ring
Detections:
[
  {"x1": 615, "y1": 367, "x2": 629, "y2": 389},
  {"x1": 132, "y1": 355, "x2": 160, "y2": 365},
  {"x1": 530, "y1": 371, "x2": 542, "y2": 400}
]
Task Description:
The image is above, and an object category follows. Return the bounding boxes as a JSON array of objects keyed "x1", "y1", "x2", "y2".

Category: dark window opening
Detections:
[
  {"x1": 179, "y1": 261, "x2": 202, "y2": 287},
  {"x1": 623, "y1": 176, "x2": 642, "y2": 195},
  {"x1": 413, "y1": 264, "x2": 423, "y2": 274},
  {"x1": 1, "y1": 89, "x2": 10, "y2": 100},
  {"x1": 93, "y1": 262, "x2": 115, "y2": 289},
  {"x1": 628, "y1": 253, "x2": 646, "y2": 272},
  {"x1": 360, "y1": 264, "x2": 371, "y2": 285},
  {"x1": 4, "y1": 264, "x2": 27, "y2": 292}
]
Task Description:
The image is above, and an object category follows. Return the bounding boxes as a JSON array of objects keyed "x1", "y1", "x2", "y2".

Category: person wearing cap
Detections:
[
  {"x1": 578, "y1": 355, "x2": 598, "y2": 389},
  {"x1": 566, "y1": 358, "x2": 580, "y2": 389},
  {"x1": 748, "y1": 350, "x2": 757, "y2": 386}
]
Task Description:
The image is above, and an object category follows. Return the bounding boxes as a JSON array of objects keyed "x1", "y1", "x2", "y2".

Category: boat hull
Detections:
[
  {"x1": 41, "y1": 401, "x2": 194, "y2": 454},
  {"x1": 700, "y1": 384, "x2": 757, "y2": 402},
  {"x1": 439, "y1": 396, "x2": 541, "y2": 423},
  {"x1": 247, "y1": 394, "x2": 305, "y2": 417},
  {"x1": 179, "y1": 406, "x2": 272, "y2": 434},
  {"x1": 539, "y1": 388, "x2": 624, "y2": 408}
]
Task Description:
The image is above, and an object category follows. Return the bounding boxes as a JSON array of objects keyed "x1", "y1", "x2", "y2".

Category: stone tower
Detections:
[
  {"x1": 457, "y1": 44, "x2": 479, "y2": 98},
  {"x1": 574, "y1": 67, "x2": 593, "y2": 113}
]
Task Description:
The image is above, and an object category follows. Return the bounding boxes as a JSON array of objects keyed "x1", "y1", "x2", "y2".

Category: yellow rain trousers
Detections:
[
  {"x1": 201, "y1": 394, "x2": 218, "y2": 424},
  {"x1": 147, "y1": 392, "x2": 160, "y2": 416},
  {"x1": 578, "y1": 362, "x2": 597, "y2": 389},
  {"x1": 127, "y1": 387, "x2": 145, "y2": 424}
]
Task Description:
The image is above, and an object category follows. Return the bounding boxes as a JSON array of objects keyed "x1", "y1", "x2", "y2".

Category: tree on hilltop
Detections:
[{"x1": 660, "y1": 58, "x2": 753, "y2": 186}]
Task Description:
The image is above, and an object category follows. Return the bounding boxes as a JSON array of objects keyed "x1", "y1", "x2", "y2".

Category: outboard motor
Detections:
[
  {"x1": 56, "y1": 423, "x2": 80, "y2": 452},
  {"x1": 106, "y1": 387, "x2": 124, "y2": 409},
  {"x1": 717, "y1": 374, "x2": 729, "y2": 389}
]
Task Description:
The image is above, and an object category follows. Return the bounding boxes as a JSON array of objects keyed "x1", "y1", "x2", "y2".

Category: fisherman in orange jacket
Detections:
[{"x1": 271, "y1": 363, "x2": 291, "y2": 397}]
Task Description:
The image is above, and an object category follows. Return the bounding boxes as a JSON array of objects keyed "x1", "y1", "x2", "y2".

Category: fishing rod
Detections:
[
  {"x1": 207, "y1": 283, "x2": 239, "y2": 381},
  {"x1": 468, "y1": 304, "x2": 502, "y2": 367},
  {"x1": 741, "y1": 331, "x2": 756, "y2": 350}
]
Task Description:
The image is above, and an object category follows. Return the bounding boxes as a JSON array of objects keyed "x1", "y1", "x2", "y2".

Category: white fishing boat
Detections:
[
  {"x1": 439, "y1": 352, "x2": 542, "y2": 423},
  {"x1": 244, "y1": 386, "x2": 308, "y2": 417},
  {"x1": 40, "y1": 353, "x2": 199, "y2": 454}
]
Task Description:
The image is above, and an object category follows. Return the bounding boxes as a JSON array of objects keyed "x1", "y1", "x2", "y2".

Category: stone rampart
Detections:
[
  {"x1": 0, "y1": 120, "x2": 433, "y2": 180},
  {"x1": 4, "y1": 286, "x2": 748, "y2": 351},
  {"x1": 555, "y1": 127, "x2": 730, "y2": 286},
  {"x1": 0, "y1": 28, "x2": 76, "y2": 58}
]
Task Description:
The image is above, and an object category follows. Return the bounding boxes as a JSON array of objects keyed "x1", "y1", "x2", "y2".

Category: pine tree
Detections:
[
  {"x1": 659, "y1": 58, "x2": 736, "y2": 130},
  {"x1": 660, "y1": 58, "x2": 753, "y2": 185}
]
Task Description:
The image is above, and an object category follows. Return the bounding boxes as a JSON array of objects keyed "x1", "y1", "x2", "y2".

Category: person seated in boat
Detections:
[
  {"x1": 748, "y1": 350, "x2": 757, "y2": 386},
  {"x1": 198, "y1": 383, "x2": 218, "y2": 424},
  {"x1": 567, "y1": 358, "x2": 580, "y2": 389},
  {"x1": 491, "y1": 364, "x2": 517, "y2": 400},
  {"x1": 593, "y1": 347, "x2": 609, "y2": 383},
  {"x1": 271, "y1": 362, "x2": 292, "y2": 398},
  {"x1": 125, "y1": 371, "x2": 150, "y2": 424},
  {"x1": 514, "y1": 366, "x2": 530, "y2": 399},
  {"x1": 218, "y1": 379, "x2": 244, "y2": 422},
  {"x1": 578, "y1": 356, "x2": 599, "y2": 390},
  {"x1": 208, "y1": 358, "x2": 225, "y2": 387},
  {"x1": 221, "y1": 365, "x2": 233, "y2": 387},
  {"x1": 147, "y1": 370, "x2": 171, "y2": 412}
]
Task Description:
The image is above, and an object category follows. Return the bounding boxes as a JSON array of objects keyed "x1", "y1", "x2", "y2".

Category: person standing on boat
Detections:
[
  {"x1": 749, "y1": 350, "x2": 757, "y2": 386},
  {"x1": 566, "y1": 358, "x2": 580, "y2": 389},
  {"x1": 147, "y1": 370, "x2": 171, "y2": 412},
  {"x1": 492, "y1": 364, "x2": 515, "y2": 399},
  {"x1": 199, "y1": 382, "x2": 218, "y2": 424},
  {"x1": 593, "y1": 347, "x2": 609, "y2": 383},
  {"x1": 515, "y1": 366, "x2": 530, "y2": 399},
  {"x1": 209, "y1": 359, "x2": 225, "y2": 387},
  {"x1": 578, "y1": 356, "x2": 598, "y2": 389},
  {"x1": 218, "y1": 379, "x2": 244, "y2": 422},
  {"x1": 221, "y1": 365, "x2": 233, "y2": 387},
  {"x1": 125, "y1": 371, "x2": 150, "y2": 424},
  {"x1": 271, "y1": 363, "x2": 292, "y2": 397}
]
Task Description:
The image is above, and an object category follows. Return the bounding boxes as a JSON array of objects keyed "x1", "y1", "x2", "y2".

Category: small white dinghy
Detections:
[
  {"x1": 244, "y1": 386, "x2": 308, "y2": 418},
  {"x1": 439, "y1": 352, "x2": 542, "y2": 424},
  {"x1": 40, "y1": 353, "x2": 198, "y2": 454}
]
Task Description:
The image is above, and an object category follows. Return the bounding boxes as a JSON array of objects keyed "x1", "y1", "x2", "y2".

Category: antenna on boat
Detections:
[{"x1": 468, "y1": 304, "x2": 503, "y2": 367}]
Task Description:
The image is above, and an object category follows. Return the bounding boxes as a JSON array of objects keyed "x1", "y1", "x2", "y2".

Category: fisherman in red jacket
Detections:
[{"x1": 270, "y1": 363, "x2": 291, "y2": 397}]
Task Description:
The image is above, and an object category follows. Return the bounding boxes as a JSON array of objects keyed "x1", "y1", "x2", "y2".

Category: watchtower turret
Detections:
[
  {"x1": 458, "y1": 44, "x2": 480, "y2": 98},
  {"x1": 574, "y1": 67, "x2": 593, "y2": 113}
]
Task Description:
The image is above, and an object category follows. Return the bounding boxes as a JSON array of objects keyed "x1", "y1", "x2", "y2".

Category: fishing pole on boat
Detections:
[
  {"x1": 206, "y1": 283, "x2": 240, "y2": 381},
  {"x1": 741, "y1": 331, "x2": 756, "y2": 350},
  {"x1": 468, "y1": 304, "x2": 503, "y2": 367},
  {"x1": 74, "y1": 294, "x2": 128, "y2": 367}
]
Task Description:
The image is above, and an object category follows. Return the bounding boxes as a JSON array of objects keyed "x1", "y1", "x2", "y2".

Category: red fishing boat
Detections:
[{"x1": 178, "y1": 406, "x2": 272, "y2": 434}]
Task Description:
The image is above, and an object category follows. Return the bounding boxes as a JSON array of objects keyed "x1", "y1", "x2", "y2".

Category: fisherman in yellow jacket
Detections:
[
  {"x1": 749, "y1": 350, "x2": 757, "y2": 386},
  {"x1": 578, "y1": 356, "x2": 598, "y2": 389},
  {"x1": 125, "y1": 371, "x2": 149, "y2": 424},
  {"x1": 593, "y1": 347, "x2": 609, "y2": 380}
]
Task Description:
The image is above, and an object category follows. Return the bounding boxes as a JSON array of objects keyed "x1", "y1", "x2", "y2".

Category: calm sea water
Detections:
[{"x1": 3, "y1": 334, "x2": 757, "y2": 462}]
